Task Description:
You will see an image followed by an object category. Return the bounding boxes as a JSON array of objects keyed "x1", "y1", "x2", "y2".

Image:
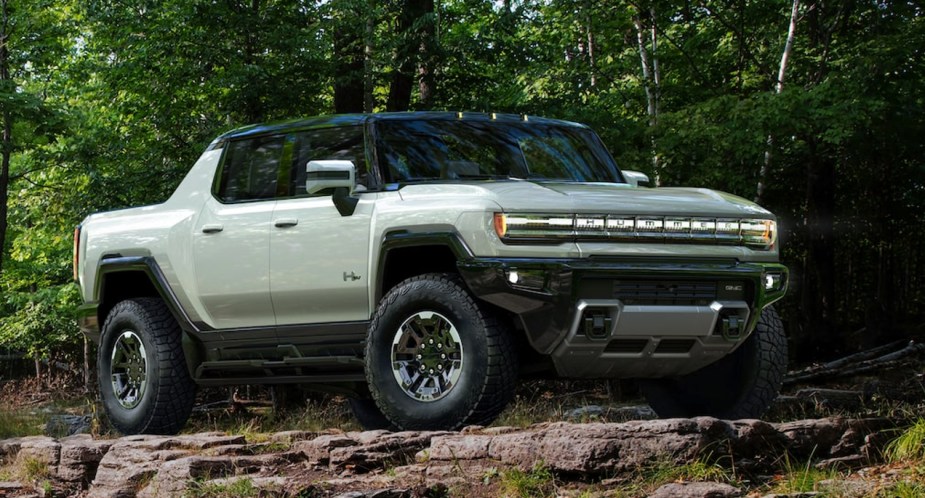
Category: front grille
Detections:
[
  {"x1": 614, "y1": 280, "x2": 717, "y2": 306},
  {"x1": 654, "y1": 339, "x2": 695, "y2": 354},
  {"x1": 604, "y1": 339, "x2": 648, "y2": 353}
]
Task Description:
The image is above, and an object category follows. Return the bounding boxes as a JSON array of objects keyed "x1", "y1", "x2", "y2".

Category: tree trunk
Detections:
[
  {"x1": 584, "y1": 0, "x2": 596, "y2": 87},
  {"x1": 633, "y1": 4, "x2": 660, "y2": 183},
  {"x1": 364, "y1": 8, "x2": 374, "y2": 113},
  {"x1": 416, "y1": 0, "x2": 436, "y2": 110},
  {"x1": 0, "y1": 0, "x2": 10, "y2": 277},
  {"x1": 387, "y1": 57, "x2": 414, "y2": 112},
  {"x1": 333, "y1": 12, "x2": 365, "y2": 114},
  {"x1": 387, "y1": 0, "x2": 416, "y2": 112},
  {"x1": 387, "y1": 0, "x2": 433, "y2": 112},
  {"x1": 756, "y1": 0, "x2": 800, "y2": 204}
]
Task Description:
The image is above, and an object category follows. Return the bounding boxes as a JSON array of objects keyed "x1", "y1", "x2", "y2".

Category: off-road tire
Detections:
[
  {"x1": 640, "y1": 306, "x2": 787, "y2": 419},
  {"x1": 98, "y1": 298, "x2": 196, "y2": 435},
  {"x1": 364, "y1": 273, "x2": 517, "y2": 430}
]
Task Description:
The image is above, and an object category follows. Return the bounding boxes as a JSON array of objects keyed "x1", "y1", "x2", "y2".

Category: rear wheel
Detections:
[
  {"x1": 98, "y1": 298, "x2": 196, "y2": 435},
  {"x1": 348, "y1": 398, "x2": 396, "y2": 431},
  {"x1": 640, "y1": 306, "x2": 787, "y2": 419},
  {"x1": 364, "y1": 274, "x2": 517, "y2": 430}
]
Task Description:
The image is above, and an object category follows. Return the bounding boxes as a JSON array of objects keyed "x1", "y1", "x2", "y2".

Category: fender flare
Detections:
[
  {"x1": 79, "y1": 256, "x2": 201, "y2": 344},
  {"x1": 375, "y1": 229, "x2": 473, "y2": 303}
]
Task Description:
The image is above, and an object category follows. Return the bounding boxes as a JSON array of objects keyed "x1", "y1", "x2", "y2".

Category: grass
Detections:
[
  {"x1": 497, "y1": 462, "x2": 557, "y2": 498},
  {"x1": 767, "y1": 453, "x2": 842, "y2": 495},
  {"x1": 183, "y1": 394, "x2": 360, "y2": 440},
  {"x1": 589, "y1": 455, "x2": 739, "y2": 497},
  {"x1": 876, "y1": 481, "x2": 925, "y2": 498},
  {"x1": 491, "y1": 380, "x2": 633, "y2": 428},
  {"x1": 19, "y1": 455, "x2": 51, "y2": 482},
  {"x1": 0, "y1": 411, "x2": 46, "y2": 439},
  {"x1": 642, "y1": 457, "x2": 733, "y2": 487},
  {"x1": 887, "y1": 418, "x2": 925, "y2": 463},
  {"x1": 186, "y1": 477, "x2": 265, "y2": 498}
]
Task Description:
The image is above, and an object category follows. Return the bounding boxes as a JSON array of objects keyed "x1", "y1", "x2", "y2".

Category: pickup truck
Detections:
[{"x1": 74, "y1": 112, "x2": 789, "y2": 435}]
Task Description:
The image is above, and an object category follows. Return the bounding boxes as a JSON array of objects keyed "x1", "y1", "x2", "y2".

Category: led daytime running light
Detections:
[{"x1": 494, "y1": 213, "x2": 777, "y2": 249}]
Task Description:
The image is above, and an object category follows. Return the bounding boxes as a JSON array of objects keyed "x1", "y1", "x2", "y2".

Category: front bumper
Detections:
[{"x1": 458, "y1": 257, "x2": 788, "y2": 378}]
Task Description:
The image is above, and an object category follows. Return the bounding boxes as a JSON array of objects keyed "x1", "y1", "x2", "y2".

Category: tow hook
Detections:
[
  {"x1": 583, "y1": 311, "x2": 612, "y2": 340},
  {"x1": 722, "y1": 315, "x2": 743, "y2": 340}
]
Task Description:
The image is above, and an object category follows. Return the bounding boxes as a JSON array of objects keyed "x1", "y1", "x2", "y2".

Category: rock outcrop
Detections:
[{"x1": 0, "y1": 417, "x2": 902, "y2": 497}]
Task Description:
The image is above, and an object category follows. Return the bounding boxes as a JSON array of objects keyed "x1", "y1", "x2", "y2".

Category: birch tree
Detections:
[
  {"x1": 632, "y1": 2, "x2": 661, "y2": 183},
  {"x1": 755, "y1": 0, "x2": 800, "y2": 204}
]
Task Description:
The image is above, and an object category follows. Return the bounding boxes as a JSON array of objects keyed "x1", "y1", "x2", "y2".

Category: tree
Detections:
[{"x1": 386, "y1": 0, "x2": 438, "y2": 111}]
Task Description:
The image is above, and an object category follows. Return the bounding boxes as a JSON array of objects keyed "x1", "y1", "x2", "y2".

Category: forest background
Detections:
[{"x1": 0, "y1": 0, "x2": 922, "y2": 375}]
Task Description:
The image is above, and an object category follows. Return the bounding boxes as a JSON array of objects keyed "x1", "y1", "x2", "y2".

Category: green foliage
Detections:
[
  {"x1": 770, "y1": 453, "x2": 841, "y2": 494},
  {"x1": 187, "y1": 477, "x2": 264, "y2": 498},
  {"x1": 182, "y1": 396, "x2": 360, "y2": 437},
  {"x1": 0, "y1": 0, "x2": 923, "y2": 362},
  {"x1": 0, "y1": 411, "x2": 44, "y2": 439},
  {"x1": 498, "y1": 462, "x2": 556, "y2": 498},
  {"x1": 642, "y1": 457, "x2": 733, "y2": 487},
  {"x1": 887, "y1": 419, "x2": 925, "y2": 464},
  {"x1": 877, "y1": 481, "x2": 925, "y2": 498},
  {"x1": 17, "y1": 455, "x2": 51, "y2": 482}
]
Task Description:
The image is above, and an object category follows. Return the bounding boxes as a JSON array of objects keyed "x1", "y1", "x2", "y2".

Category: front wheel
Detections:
[
  {"x1": 98, "y1": 298, "x2": 196, "y2": 435},
  {"x1": 640, "y1": 306, "x2": 788, "y2": 420},
  {"x1": 364, "y1": 274, "x2": 517, "y2": 430}
]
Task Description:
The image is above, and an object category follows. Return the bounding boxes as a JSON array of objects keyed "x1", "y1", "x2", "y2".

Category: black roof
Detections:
[{"x1": 217, "y1": 111, "x2": 588, "y2": 141}]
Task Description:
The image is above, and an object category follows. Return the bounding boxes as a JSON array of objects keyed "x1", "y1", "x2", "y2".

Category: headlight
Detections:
[{"x1": 493, "y1": 213, "x2": 777, "y2": 250}]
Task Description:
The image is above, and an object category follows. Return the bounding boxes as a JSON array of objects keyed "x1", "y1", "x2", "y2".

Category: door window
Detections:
[
  {"x1": 215, "y1": 135, "x2": 286, "y2": 202},
  {"x1": 290, "y1": 126, "x2": 366, "y2": 197}
]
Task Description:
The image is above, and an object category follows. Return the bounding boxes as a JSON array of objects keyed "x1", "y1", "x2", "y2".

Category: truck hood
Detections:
[{"x1": 400, "y1": 181, "x2": 773, "y2": 218}]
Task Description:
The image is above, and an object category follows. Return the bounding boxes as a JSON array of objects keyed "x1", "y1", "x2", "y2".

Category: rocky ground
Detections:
[
  {"x1": 1, "y1": 340, "x2": 923, "y2": 497},
  {"x1": 0, "y1": 414, "x2": 918, "y2": 497}
]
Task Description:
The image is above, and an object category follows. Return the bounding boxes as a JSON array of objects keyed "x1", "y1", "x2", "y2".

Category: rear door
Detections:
[{"x1": 192, "y1": 134, "x2": 287, "y2": 329}]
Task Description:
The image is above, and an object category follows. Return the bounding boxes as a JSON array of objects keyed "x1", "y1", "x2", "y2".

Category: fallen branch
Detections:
[{"x1": 785, "y1": 341, "x2": 925, "y2": 385}]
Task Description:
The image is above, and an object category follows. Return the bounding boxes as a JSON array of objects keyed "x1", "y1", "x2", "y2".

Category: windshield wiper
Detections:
[{"x1": 456, "y1": 174, "x2": 522, "y2": 180}]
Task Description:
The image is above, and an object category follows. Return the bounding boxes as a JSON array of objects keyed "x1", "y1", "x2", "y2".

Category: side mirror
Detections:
[
  {"x1": 623, "y1": 170, "x2": 651, "y2": 188},
  {"x1": 306, "y1": 160, "x2": 358, "y2": 216},
  {"x1": 306, "y1": 160, "x2": 356, "y2": 195}
]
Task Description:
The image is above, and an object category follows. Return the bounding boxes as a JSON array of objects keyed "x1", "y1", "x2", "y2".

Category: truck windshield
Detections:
[{"x1": 375, "y1": 119, "x2": 623, "y2": 184}]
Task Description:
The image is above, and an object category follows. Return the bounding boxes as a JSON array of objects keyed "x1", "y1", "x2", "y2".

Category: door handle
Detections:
[
  {"x1": 202, "y1": 224, "x2": 224, "y2": 234},
  {"x1": 274, "y1": 218, "x2": 299, "y2": 228}
]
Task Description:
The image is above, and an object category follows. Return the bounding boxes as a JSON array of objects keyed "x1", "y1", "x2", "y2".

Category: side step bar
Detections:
[{"x1": 194, "y1": 355, "x2": 365, "y2": 386}]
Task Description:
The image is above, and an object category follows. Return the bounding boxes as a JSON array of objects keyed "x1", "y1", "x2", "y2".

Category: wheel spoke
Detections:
[
  {"x1": 391, "y1": 311, "x2": 464, "y2": 402},
  {"x1": 110, "y1": 330, "x2": 148, "y2": 409}
]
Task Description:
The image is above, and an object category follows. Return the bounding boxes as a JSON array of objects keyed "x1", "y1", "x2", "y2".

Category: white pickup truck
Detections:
[{"x1": 75, "y1": 112, "x2": 789, "y2": 434}]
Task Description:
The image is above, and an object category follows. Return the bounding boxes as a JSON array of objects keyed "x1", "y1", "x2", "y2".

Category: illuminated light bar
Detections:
[
  {"x1": 607, "y1": 218, "x2": 635, "y2": 232},
  {"x1": 636, "y1": 218, "x2": 664, "y2": 231},
  {"x1": 716, "y1": 220, "x2": 740, "y2": 233},
  {"x1": 494, "y1": 213, "x2": 777, "y2": 250},
  {"x1": 691, "y1": 220, "x2": 716, "y2": 232},
  {"x1": 575, "y1": 216, "x2": 606, "y2": 231},
  {"x1": 504, "y1": 214, "x2": 575, "y2": 238},
  {"x1": 664, "y1": 218, "x2": 691, "y2": 232}
]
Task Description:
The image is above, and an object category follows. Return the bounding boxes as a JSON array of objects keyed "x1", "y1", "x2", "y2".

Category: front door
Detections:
[{"x1": 269, "y1": 126, "x2": 373, "y2": 326}]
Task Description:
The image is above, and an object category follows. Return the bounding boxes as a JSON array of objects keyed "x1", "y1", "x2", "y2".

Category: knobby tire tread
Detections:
[
  {"x1": 365, "y1": 273, "x2": 517, "y2": 430},
  {"x1": 100, "y1": 298, "x2": 196, "y2": 435}
]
